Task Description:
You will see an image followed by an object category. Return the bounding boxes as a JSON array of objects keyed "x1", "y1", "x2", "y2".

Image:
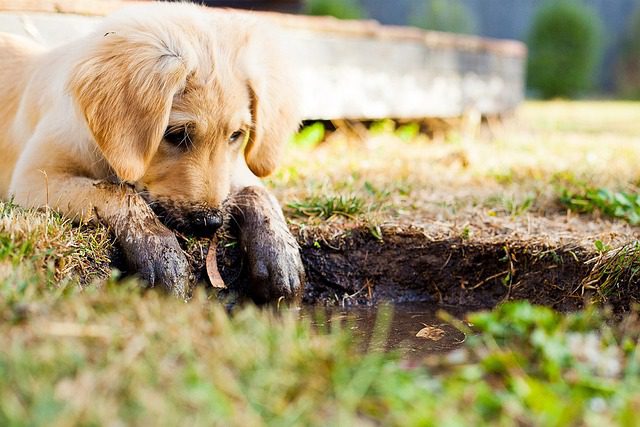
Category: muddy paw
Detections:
[
  {"x1": 226, "y1": 186, "x2": 305, "y2": 304},
  {"x1": 118, "y1": 225, "x2": 191, "y2": 299},
  {"x1": 242, "y1": 223, "x2": 305, "y2": 304}
]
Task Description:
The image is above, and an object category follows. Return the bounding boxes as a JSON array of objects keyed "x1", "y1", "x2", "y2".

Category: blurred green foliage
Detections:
[
  {"x1": 527, "y1": 0, "x2": 603, "y2": 99},
  {"x1": 290, "y1": 122, "x2": 325, "y2": 149},
  {"x1": 615, "y1": 7, "x2": 640, "y2": 98},
  {"x1": 560, "y1": 186, "x2": 640, "y2": 225},
  {"x1": 2, "y1": 274, "x2": 640, "y2": 427},
  {"x1": 410, "y1": 0, "x2": 476, "y2": 34},
  {"x1": 304, "y1": 0, "x2": 366, "y2": 20}
]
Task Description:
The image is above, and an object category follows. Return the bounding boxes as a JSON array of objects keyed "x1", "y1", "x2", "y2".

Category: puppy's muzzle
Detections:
[
  {"x1": 145, "y1": 196, "x2": 224, "y2": 237},
  {"x1": 188, "y1": 209, "x2": 223, "y2": 236}
]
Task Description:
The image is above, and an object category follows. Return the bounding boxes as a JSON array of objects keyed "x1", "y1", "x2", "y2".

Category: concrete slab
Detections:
[{"x1": 0, "y1": 1, "x2": 526, "y2": 120}]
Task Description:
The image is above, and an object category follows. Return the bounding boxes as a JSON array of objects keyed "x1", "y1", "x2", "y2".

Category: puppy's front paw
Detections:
[
  {"x1": 118, "y1": 226, "x2": 191, "y2": 299},
  {"x1": 242, "y1": 221, "x2": 305, "y2": 304},
  {"x1": 227, "y1": 186, "x2": 305, "y2": 304}
]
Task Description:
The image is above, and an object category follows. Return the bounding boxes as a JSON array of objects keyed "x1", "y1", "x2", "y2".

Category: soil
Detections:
[
  {"x1": 173, "y1": 221, "x2": 640, "y2": 313},
  {"x1": 296, "y1": 226, "x2": 589, "y2": 310}
]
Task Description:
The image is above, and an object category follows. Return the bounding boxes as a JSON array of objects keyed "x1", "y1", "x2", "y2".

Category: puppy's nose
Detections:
[{"x1": 192, "y1": 211, "x2": 223, "y2": 236}]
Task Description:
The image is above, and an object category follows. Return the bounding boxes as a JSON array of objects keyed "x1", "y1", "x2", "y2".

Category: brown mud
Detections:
[{"x1": 175, "y1": 224, "x2": 639, "y2": 313}]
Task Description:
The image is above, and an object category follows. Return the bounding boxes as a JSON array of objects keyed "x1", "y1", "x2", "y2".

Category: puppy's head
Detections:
[{"x1": 69, "y1": 5, "x2": 299, "y2": 236}]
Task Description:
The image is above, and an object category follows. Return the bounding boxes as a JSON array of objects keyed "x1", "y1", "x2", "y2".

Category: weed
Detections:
[
  {"x1": 368, "y1": 224, "x2": 383, "y2": 241},
  {"x1": 560, "y1": 187, "x2": 640, "y2": 225},
  {"x1": 538, "y1": 249, "x2": 563, "y2": 265},
  {"x1": 506, "y1": 194, "x2": 535, "y2": 216},
  {"x1": 489, "y1": 169, "x2": 514, "y2": 185},
  {"x1": 460, "y1": 225, "x2": 471, "y2": 240},
  {"x1": 287, "y1": 195, "x2": 365, "y2": 220},
  {"x1": 594, "y1": 239, "x2": 611, "y2": 254}
]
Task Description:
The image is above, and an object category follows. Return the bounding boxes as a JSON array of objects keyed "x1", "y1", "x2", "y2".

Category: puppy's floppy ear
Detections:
[
  {"x1": 69, "y1": 31, "x2": 193, "y2": 182},
  {"x1": 243, "y1": 29, "x2": 300, "y2": 178}
]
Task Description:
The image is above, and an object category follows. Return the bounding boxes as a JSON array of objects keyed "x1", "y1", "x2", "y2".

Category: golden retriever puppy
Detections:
[{"x1": 0, "y1": 2, "x2": 305, "y2": 302}]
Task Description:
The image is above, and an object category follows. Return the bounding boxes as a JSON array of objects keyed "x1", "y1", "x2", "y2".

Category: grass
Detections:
[
  {"x1": 560, "y1": 186, "x2": 640, "y2": 225},
  {"x1": 2, "y1": 100, "x2": 640, "y2": 424},
  {"x1": 2, "y1": 268, "x2": 639, "y2": 426},
  {"x1": 582, "y1": 240, "x2": 640, "y2": 303},
  {"x1": 267, "y1": 100, "x2": 640, "y2": 253},
  {"x1": 0, "y1": 200, "x2": 111, "y2": 285},
  {"x1": 287, "y1": 194, "x2": 365, "y2": 220}
]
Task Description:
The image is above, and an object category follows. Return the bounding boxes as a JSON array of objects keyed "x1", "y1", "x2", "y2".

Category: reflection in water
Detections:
[{"x1": 301, "y1": 304, "x2": 468, "y2": 359}]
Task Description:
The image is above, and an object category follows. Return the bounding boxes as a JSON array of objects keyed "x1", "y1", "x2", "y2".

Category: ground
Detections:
[
  {"x1": 1, "y1": 101, "x2": 640, "y2": 425},
  {"x1": 265, "y1": 101, "x2": 640, "y2": 309}
]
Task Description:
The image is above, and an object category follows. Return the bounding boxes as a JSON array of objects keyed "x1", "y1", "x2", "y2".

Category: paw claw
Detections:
[{"x1": 118, "y1": 227, "x2": 191, "y2": 299}]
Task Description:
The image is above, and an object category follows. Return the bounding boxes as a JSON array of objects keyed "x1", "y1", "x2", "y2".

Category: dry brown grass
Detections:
[
  {"x1": 0, "y1": 201, "x2": 112, "y2": 288},
  {"x1": 1, "y1": 101, "x2": 640, "y2": 426},
  {"x1": 270, "y1": 100, "x2": 640, "y2": 250}
]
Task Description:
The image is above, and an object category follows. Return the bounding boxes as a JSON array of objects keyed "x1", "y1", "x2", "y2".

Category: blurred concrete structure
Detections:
[
  {"x1": 0, "y1": 0, "x2": 526, "y2": 119},
  {"x1": 162, "y1": 0, "x2": 640, "y2": 91},
  {"x1": 362, "y1": 0, "x2": 640, "y2": 91}
]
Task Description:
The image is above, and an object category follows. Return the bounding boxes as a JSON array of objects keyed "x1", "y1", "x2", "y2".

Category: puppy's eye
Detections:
[
  {"x1": 164, "y1": 125, "x2": 193, "y2": 150},
  {"x1": 229, "y1": 130, "x2": 244, "y2": 144}
]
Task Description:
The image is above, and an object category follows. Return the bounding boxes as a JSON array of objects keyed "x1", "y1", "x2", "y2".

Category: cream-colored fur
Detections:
[{"x1": 0, "y1": 2, "x2": 303, "y2": 298}]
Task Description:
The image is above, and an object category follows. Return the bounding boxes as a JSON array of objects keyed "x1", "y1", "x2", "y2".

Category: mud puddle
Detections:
[
  {"x1": 136, "y1": 223, "x2": 639, "y2": 313},
  {"x1": 301, "y1": 303, "x2": 468, "y2": 358}
]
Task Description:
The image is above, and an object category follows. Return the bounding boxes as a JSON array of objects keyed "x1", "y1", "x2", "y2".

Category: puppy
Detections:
[{"x1": 0, "y1": 2, "x2": 305, "y2": 302}]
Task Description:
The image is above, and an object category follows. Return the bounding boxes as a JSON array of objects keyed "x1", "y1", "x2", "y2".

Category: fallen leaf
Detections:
[
  {"x1": 206, "y1": 237, "x2": 226, "y2": 289},
  {"x1": 416, "y1": 324, "x2": 445, "y2": 341}
]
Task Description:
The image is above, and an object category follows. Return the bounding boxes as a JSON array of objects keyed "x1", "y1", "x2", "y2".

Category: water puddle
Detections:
[{"x1": 301, "y1": 303, "x2": 468, "y2": 359}]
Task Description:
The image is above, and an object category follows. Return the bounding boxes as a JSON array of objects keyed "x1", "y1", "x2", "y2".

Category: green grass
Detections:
[
  {"x1": 290, "y1": 122, "x2": 325, "y2": 149},
  {"x1": 1, "y1": 268, "x2": 639, "y2": 426},
  {"x1": 3, "y1": 101, "x2": 640, "y2": 425},
  {"x1": 0, "y1": 200, "x2": 111, "y2": 284},
  {"x1": 560, "y1": 186, "x2": 640, "y2": 225},
  {"x1": 287, "y1": 194, "x2": 366, "y2": 220},
  {"x1": 270, "y1": 101, "x2": 640, "y2": 236},
  {"x1": 0, "y1": 197, "x2": 638, "y2": 426},
  {"x1": 284, "y1": 180, "x2": 400, "y2": 221}
]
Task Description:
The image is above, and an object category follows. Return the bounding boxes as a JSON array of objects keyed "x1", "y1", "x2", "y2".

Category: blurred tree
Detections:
[
  {"x1": 409, "y1": 0, "x2": 476, "y2": 34},
  {"x1": 527, "y1": 0, "x2": 603, "y2": 99},
  {"x1": 615, "y1": 7, "x2": 640, "y2": 98},
  {"x1": 304, "y1": 0, "x2": 366, "y2": 20}
]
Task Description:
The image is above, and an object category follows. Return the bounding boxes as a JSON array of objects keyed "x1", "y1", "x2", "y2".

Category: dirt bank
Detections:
[{"x1": 169, "y1": 222, "x2": 638, "y2": 312}]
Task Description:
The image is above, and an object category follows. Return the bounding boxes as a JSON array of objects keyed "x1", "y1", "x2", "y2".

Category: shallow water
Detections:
[{"x1": 301, "y1": 303, "x2": 468, "y2": 359}]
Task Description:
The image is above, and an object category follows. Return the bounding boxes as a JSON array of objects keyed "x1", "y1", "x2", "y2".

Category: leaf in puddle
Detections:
[
  {"x1": 416, "y1": 324, "x2": 446, "y2": 341},
  {"x1": 206, "y1": 237, "x2": 226, "y2": 289}
]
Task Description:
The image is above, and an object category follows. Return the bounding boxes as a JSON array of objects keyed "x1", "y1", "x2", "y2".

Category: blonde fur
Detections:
[{"x1": 0, "y1": 2, "x2": 299, "y2": 219}]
